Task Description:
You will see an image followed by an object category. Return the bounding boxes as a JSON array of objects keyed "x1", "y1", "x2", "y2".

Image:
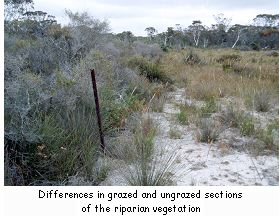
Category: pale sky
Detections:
[{"x1": 33, "y1": 0, "x2": 279, "y2": 35}]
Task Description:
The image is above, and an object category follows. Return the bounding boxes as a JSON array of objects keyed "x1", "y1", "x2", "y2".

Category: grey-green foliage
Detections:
[
  {"x1": 253, "y1": 90, "x2": 271, "y2": 112},
  {"x1": 220, "y1": 105, "x2": 241, "y2": 127},
  {"x1": 65, "y1": 9, "x2": 110, "y2": 58}
]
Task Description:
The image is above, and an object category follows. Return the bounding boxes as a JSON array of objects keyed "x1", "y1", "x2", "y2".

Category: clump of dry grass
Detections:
[
  {"x1": 183, "y1": 49, "x2": 204, "y2": 65},
  {"x1": 217, "y1": 54, "x2": 241, "y2": 63},
  {"x1": 220, "y1": 105, "x2": 241, "y2": 127},
  {"x1": 189, "y1": 81, "x2": 219, "y2": 101},
  {"x1": 196, "y1": 118, "x2": 221, "y2": 143}
]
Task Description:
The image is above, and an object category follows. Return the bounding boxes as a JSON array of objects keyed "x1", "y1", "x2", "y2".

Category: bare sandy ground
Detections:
[{"x1": 101, "y1": 88, "x2": 279, "y2": 186}]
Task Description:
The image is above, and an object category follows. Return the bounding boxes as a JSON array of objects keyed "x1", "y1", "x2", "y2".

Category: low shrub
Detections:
[
  {"x1": 177, "y1": 104, "x2": 199, "y2": 124},
  {"x1": 127, "y1": 56, "x2": 172, "y2": 83},
  {"x1": 4, "y1": 104, "x2": 102, "y2": 185},
  {"x1": 132, "y1": 41, "x2": 162, "y2": 58},
  {"x1": 231, "y1": 64, "x2": 258, "y2": 78},
  {"x1": 250, "y1": 42, "x2": 260, "y2": 51}
]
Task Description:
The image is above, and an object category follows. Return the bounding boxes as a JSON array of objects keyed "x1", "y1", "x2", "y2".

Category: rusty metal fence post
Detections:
[{"x1": 90, "y1": 69, "x2": 105, "y2": 153}]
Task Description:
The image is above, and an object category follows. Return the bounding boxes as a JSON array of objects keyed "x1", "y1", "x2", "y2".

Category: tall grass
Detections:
[{"x1": 115, "y1": 116, "x2": 178, "y2": 186}]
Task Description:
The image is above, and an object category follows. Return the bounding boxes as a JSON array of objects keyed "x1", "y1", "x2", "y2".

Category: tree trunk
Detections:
[{"x1": 232, "y1": 33, "x2": 240, "y2": 49}]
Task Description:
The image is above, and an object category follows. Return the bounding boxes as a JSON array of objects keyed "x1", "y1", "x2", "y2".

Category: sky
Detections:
[{"x1": 33, "y1": 0, "x2": 279, "y2": 36}]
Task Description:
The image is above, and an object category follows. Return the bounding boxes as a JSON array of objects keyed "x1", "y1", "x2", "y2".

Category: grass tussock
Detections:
[
  {"x1": 177, "y1": 104, "x2": 199, "y2": 124},
  {"x1": 253, "y1": 90, "x2": 272, "y2": 112},
  {"x1": 109, "y1": 115, "x2": 178, "y2": 186},
  {"x1": 200, "y1": 98, "x2": 218, "y2": 117},
  {"x1": 196, "y1": 118, "x2": 220, "y2": 143},
  {"x1": 256, "y1": 119, "x2": 279, "y2": 155},
  {"x1": 220, "y1": 105, "x2": 241, "y2": 128}
]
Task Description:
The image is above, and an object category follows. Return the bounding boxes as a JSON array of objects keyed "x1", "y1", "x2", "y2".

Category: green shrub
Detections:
[
  {"x1": 161, "y1": 44, "x2": 170, "y2": 52},
  {"x1": 128, "y1": 56, "x2": 172, "y2": 83}
]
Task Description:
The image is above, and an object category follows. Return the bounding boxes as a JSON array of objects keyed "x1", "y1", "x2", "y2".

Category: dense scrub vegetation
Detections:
[
  {"x1": 4, "y1": 0, "x2": 279, "y2": 185},
  {"x1": 4, "y1": 0, "x2": 170, "y2": 185}
]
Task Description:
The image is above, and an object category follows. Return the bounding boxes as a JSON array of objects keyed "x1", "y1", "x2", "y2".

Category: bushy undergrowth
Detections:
[
  {"x1": 4, "y1": 12, "x2": 171, "y2": 185},
  {"x1": 127, "y1": 56, "x2": 173, "y2": 83},
  {"x1": 5, "y1": 105, "x2": 100, "y2": 185}
]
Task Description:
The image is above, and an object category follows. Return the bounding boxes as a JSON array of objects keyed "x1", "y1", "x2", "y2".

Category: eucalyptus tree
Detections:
[{"x1": 145, "y1": 27, "x2": 157, "y2": 41}]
